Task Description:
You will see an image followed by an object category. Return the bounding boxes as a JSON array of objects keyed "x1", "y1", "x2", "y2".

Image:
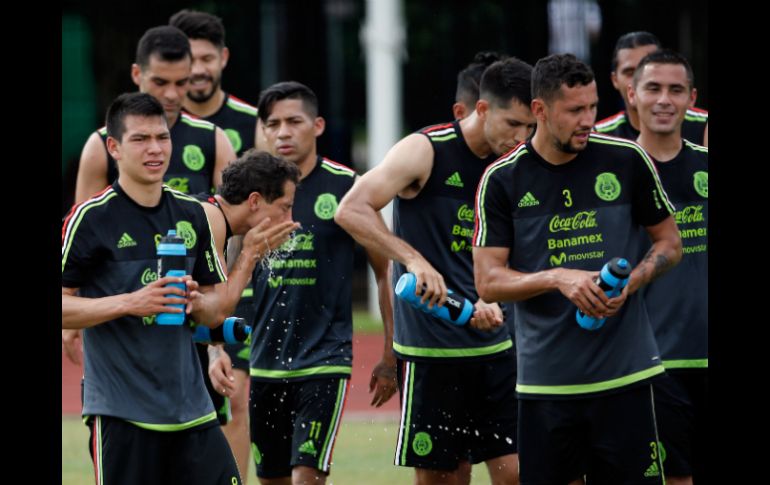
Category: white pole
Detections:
[{"x1": 361, "y1": 0, "x2": 405, "y2": 318}]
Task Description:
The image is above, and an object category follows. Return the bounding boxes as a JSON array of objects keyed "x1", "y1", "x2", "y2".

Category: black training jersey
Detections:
[
  {"x1": 62, "y1": 183, "x2": 227, "y2": 429},
  {"x1": 474, "y1": 134, "x2": 674, "y2": 398},
  {"x1": 196, "y1": 93, "x2": 257, "y2": 157},
  {"x1": 249, "y1": 157, "x2": 356, "y2": 381},
  {"x1": 594, "y1": 108, "x2": 708, "y2": 145},
  {"x1": 392, "y1": 121, "x2": 514, "y2": 362},
  {"x1": 99, "y1": 113, "x2": 218, "y2": 195},
  {"x1": 641, "y1": 140, "x2": 708, "y2": 370},
  {"x1": 193, "y1": 194, "x2": 234, "y2": 244}
]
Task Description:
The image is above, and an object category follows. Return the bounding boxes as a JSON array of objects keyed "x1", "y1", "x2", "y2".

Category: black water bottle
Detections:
[
  {"x1": 193, "y1": 317, "x2": 252, "y2": 343},
  {"x1": 575, "y1": 257, "x2": 632, "y2": 331}
]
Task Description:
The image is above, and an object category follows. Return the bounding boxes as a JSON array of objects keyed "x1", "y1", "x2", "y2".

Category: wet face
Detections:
[
  {"x1": 542, "y1": 81, "x2": 598, "y2": 154},
  {"x1": 611, "y1": 44, "x2": 659, "y2": 108},
  {"x1": 262, "y1": 99, "x2": 323, "y2": 165},
  {"x1": 630, "y1": 63, "x2": 695, "y2": 136},
  {"x1": 188, "y1": 39, "x2": 227, "y2": 103},
  {"x1": 108, "y1": 115, "x2": 171, "y2": 185},
  {"x1": 132, "y1": 54, "x2": 191, "y2": 122},
  {"x1": 253, "y1": 180, "x2": 296, "y2": 226},
  {"x1": 481, "y1": 98, "x2": 537, "y2": 156}
]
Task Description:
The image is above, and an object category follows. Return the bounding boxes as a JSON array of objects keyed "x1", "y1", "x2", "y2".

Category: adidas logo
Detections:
[
  {"x1": 644, "y1": 462, "x2": 660, "y2": 478},
  {"x1": 298, "y1": 440, "x2": 317, "y2": 456},
  {"x1": 117, "y1": 233, "x2": 137, "y2": 248},
  {"x1": 445, "y1": 172, "x2": 464, "y2": 188},
  {"x1": 517, "y1": 192, "x2": 540, "y2": 208}
]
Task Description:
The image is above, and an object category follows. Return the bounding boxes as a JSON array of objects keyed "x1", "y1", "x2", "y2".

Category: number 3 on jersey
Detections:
[{"x1": 562, "y1": 189, "x2": 573, "y2": 207}]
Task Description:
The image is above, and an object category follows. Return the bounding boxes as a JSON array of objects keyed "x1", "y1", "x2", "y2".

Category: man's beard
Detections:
[{"x1": 187, "y1": 75, "x2": 221, "y2": 103}]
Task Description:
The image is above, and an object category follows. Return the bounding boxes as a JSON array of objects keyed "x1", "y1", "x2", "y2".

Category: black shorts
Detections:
[
  {"x1": 196, "y1": 343, "x2": 231, "y2": 425},
  {"x1": 249, "y1": 377, "x2": 349, "y2": 478},
  {"x1": 518, "y1": 384, "x2": 663, "y2": 485},
  {"x1": 653, "y1": 370, "x2": 708, "y2": 479},
  {"x1": 87, "y1": 415, "x2": 241, "y2": 485},
  {"x1": 394, "y1": 351, "x2": 518, "y2": 470}
]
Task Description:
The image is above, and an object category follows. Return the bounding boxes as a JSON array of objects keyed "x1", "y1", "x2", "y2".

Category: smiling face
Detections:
[
  {"x1": 188, "y1": 39, "x2": 228, "y2": 103},
  {"x1": 629, "y1": 62, "x2": 696, "y2": 136},
  {"x1": 108, "y1": 114, "x2": 172, "y2": 186},
  {"x1": 611, "y1": 44, "x2": 659, "y2": 109}
]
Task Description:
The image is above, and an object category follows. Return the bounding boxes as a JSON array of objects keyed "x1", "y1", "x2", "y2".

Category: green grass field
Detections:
[{"x1": 62, "y1": 416, "x2": 494, "y2": 484}]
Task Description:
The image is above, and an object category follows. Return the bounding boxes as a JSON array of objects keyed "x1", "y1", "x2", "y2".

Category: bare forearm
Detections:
[
  {"x1": 62, "y1": 293, "x2": 130, "y2": 329},
  {"x1": 476, "y1": 266, "x2": 563, "y2": 303},
  {"x1": 220, "y1": 247, "x2": 259, "y2": 316},
  {"x1": 336, "y1": 204, "x2": 421, "y2": 268},
  {"x1": 628, "y1": 240, "x2": 682, "y2": 294},
  {"x1": 190, "y1": 290, "x2": 223, "y2": 328}
]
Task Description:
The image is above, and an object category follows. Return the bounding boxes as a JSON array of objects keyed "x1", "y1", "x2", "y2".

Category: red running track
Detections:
[{"x1": 62, "y1": 333, "x2": 401, "y2": 417}]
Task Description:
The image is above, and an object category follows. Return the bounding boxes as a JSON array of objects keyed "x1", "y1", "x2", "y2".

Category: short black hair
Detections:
[
  {"x1": 532, "y1": 54, "x2": 595, "y2": 103},
  {"x1": 479, "y1": 57, "x2": 533, "y2": 108},
  {"x1": 106, "y1": 92, "x2": 166, "y2": 142},
  {"x1": 456, "y1": 51, "x2": 505, "y2": 107},
  {"x1": 633, "y1": 49, "x2": 694, "y2": 89},
  {"x1": 135, "y1": 25, "x2": 192, "y2": 68},
  {"x1": 611, "y1": 31, "x2": 661, "y2": 72},
  {"x1": 218, "y1": 149, "x2": 301, "y2": 204},
  {"x1": 169, "y1": 9, "x2": 225, "y2": 48},
  {"x1": 257, "y1": 81, "x2": 319, "y2": 122}
]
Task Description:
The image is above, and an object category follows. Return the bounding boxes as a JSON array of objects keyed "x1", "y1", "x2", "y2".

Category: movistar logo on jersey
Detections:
[
  {"x1": 445, "y1": 172, "x2": 464, "y2": 188},
  {"x1": 224, "y1": 129, "x2": 242, "y2": 154},
  {"x1": 299, "y1": 440, "x2": 318, "y2": 456},
  {"x1": 693, "y1": 171, "x2": 708, "y2": 198},
  {"x1": 117, "y1": 232, "x2": 137, "y2": 248},
  {"x1": 412, "y1": 432, "x2": 433, "y2": 456},
  {"x1": 674, "y1": 205, "x2": 704, "y2": 225},
  {"x1": 182, "y1": 145, "x2": 206, "y2": 171},
  {"x1": 176, "y1": 221, "x2": 197, "y2": 249},
  {"x1": 594, "y1": 172, "x2": 621, "y2": 201},
  {"x1": 314, "y1": 193, "x2": 338, "y2": 220},
  {"x1": 550, "y1": 252, "x2": 567, "y2": 266},
  {"x1": 549, "y1": 211, "x2": 598, "y2": 233},
  {"x1": 517, "y1": 192, "x2": 540, "y2": 207},
  {"x1": 166, "y1": 177, "x2": 190, "y2": 193},
  {"x1": 456, "y1": 204, "x2": 474, "y2": 222}
]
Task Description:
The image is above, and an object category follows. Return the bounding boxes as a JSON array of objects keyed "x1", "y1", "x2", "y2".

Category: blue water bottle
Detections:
[
  {"x1": 156, "y1": 229, "x2": 187, "y2": 325},
  {"x1": 575, "y1": 257, "x2": 632, "y2": 331},
  {"x1": 395, "y1": 272, "x2": 474, "y2": 325},
  {"x1": 193, "y1": 317, "x2": 252, "y2": 343}
]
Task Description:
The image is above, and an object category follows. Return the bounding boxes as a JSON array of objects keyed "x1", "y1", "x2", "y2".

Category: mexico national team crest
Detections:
[
  {"x1": 693, "y1": 171, "x2": 708, "y2": 198},
  {"x1": 314, "y1": 193, "x2": 338, "y2": 220},
  {"x1": 594, "y1": 172, "x2": 621, "y2": 201},
  {"x1": 175, "y1": 220, "x2": 197, "y2": 249},
  {"x1": 182, "y1": 145, "x2": 206, "y2": 171},
  {"x1": 412, "y1": 432, "x2": 433, "y2": 457}
]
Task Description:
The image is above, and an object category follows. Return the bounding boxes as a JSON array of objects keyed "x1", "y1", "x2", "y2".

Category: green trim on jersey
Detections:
[
  {"x1": 516, "y1": 364, "x2": 665, "y2": 395},
  {"x1": 165, "y1": 187, "x2": 228, "y2": 281},
  {"x1": 662, "y1": 359, "x2": 708, "y2": 369},
  {"x1": 393, "y1": 339, "x2": 512, "y2": 359},
  {"x1": 318, "y1": 379, "x2": 346, "y2": 470},
  {"x1": 430, "y1": 133, "x2": 457, "y2": 142},
  {"x1": 249, "y1": 365, "x2": 352, "y2": 379},
  {"x1": 684, "y1": 110, "x2": 708, "y2": 122},
  {"x1": 589, "y1": 135, "x2": 676, "y2": 214},
  {"x1": 241, "y1": 288, "x2": 253, "y2": 298},
  {"x1": 226, "y1": 97, "x2": 258, "y2": 116},
  {"x1": 320, "y1": 161, "x2": 355, "y2": 177},
  {"x1": 474, "y1": 146, "x2": 528, "y2": 246},
  {"x1": 594, "y1": 115, "x2": 626, "y2": 132},
  {"x1": 180, "y1": 114, "x2": 215, "y2": 131},
  {"x1": 98, "y1": 126, "x2": 107, "y2": 136},
  {"x1": 127, "y1": 411, "x2": 218, "y2": 431},
  {"x1": 62, "y1": 191, "x2": 119, "y2": 272},
  {"x1": 684, "y1": 139, "x2": 708, "y2": 153}
]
